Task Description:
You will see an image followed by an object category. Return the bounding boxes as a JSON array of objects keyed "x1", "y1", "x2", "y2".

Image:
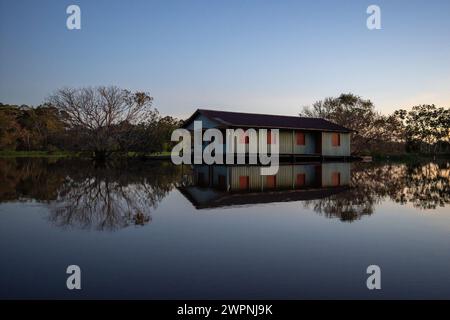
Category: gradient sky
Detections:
[{"x1": 1, "y1": 0, "x2": 449, "y2": 119}]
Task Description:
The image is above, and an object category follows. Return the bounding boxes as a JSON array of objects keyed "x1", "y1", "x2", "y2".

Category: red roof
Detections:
[{"x1": 183, "y1": 109, "x2": 353, "y2": 133}]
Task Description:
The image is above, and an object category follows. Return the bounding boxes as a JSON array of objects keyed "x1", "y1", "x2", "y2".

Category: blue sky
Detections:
[{"x1": 1, "y1": 0, "x2": 449, "y2": 118}]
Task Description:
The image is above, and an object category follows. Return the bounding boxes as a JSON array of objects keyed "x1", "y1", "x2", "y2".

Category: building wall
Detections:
[
  {"x1": 230, "y1": 166, "x2": 262, "y2": 190},
  {"x1": 185, "y1": 114, "x2": 350, "y2": 156},
  {"x1": 229, "y1": 164, "x2": 322, "y2": 191},
  {"x1": 195, "y1": 165, "x2": 210, "y2": 185},
  {"x1": 212, "y1": 165, "x2": 229, "y2": 187},
  {"x1": 321, "y1": 162, "x2": 351, "y2": 187},
  {"x1": 194, "y1": 163, "x2": 350, "y2": 191},
  {"x1": 293, "y1": 164, "x2": 319, "y2": 186},
  {"x1": 272, "y1": 130, "x2": 318, "y2": 155},
  {"x1": 293, "y1": 131, "x2": 318, "y2": 155},
  {"x1": 278, "y1": 131, "x2": 292, "y2": 154},
  {"x1": 321, "y1": 132, "x2": 351, "y2": 156},
  {"x1": 270, "y1": 165, "x2": 292, "y2": 188}
]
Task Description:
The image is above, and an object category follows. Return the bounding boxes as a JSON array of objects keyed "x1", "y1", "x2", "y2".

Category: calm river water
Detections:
[{"x1": 0, "y1": 157, "x2": 449, "y2": 299}]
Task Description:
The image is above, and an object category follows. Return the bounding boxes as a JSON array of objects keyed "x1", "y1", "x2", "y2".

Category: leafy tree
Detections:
[
  {"x1": 394, "y1": 105, "x2": 450, "y2": 153},
  {"x1": 0, "y1": 104, "x2": 22, "y2": 150},
  {"x1": 0, "y1": 103, "x2": 66, "y2": 151},
  {"x1": 300, "y1": 93, "x2": 405, "y2": 154},
  {"x1": 1, "y1": 88, "x2": 180, "y2": 158}
]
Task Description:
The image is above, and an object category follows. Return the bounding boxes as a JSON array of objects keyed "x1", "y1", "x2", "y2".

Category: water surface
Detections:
[{"x1": 0, "y1": 158, "x2": 449, "y2": 299}]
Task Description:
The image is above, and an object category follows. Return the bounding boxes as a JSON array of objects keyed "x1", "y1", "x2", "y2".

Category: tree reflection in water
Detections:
[
  {"x1": 304, "y1": 161, "x2": 450, "y2": 222},
  {"x1": 0, "y1": 158, "x2": 449, "y2": 226},
  {"x1": 0, "y1": 158, "x2": 189, "y2": 231},
  {"x1": 50, "y1": 161, "x2": 190, "y2": 230}
]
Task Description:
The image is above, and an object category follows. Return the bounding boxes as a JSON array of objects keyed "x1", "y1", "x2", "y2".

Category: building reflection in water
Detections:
[
  {"x1": 1, "y1": 158, "x2": 449, "y2": 227},
  {"x1": 180, "y1": 161, "x2": 450, "y2": 222},
  {"x1": 179, "y1": 162, "x2": 350, "y2": 207}
]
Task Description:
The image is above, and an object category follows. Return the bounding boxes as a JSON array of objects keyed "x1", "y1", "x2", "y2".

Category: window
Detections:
[
  {"x1": 267, "y1": 130, "x2": 276, "y2": 144},
  {"x1": 332, "y1": 133, "x2": 340, "y2": 147},
  {"x1": 331, "y1": 172, "x2": 341, "y2": 186},
  {"x1": 266, "y1": 175, "x2": 276, "y2": 188},
  {"x1": 239, "y1": 176, "x2": 249, "y2": 190},
  {"x1": 296, "y1": 132, "x2": 305, "y2": 145},
  {"x1": 296, "y1": 173, "x2": 306, "y2": 186}
]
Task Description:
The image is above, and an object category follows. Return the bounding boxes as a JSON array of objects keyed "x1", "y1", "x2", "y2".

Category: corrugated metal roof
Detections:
[{"x1": 183, "y1": 109, "x2": 353, "y2": 133}]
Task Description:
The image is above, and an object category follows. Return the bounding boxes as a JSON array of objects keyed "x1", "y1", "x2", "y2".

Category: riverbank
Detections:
[
  {"x1": 371, "y1": 153, "x2": 450, "y2": 162},
  {"x1": 0, "y1": 150, "x2": 76, "y2": 158},
  {"x1": 1, "y1": 150, "x2": 449, "y2": 162},
  {"x1": 0, "y1": 150, "x2": 172, "y2": 159}
]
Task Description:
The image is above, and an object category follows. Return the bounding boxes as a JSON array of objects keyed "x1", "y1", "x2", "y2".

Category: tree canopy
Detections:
[
  {"x1": 0, "y1": 86, "x2": 181, "y2": 158},
  {"x1": 300, "y1": 93, "x2": 405, "y2": 154},
  {"x1": 394, "y1": 105, "x2": 450, "y2": 153}
]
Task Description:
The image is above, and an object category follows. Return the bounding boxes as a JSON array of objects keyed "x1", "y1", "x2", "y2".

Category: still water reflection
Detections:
[
  {"x1": 0, "y1": 158, "x2": 186, "y2": 230},
  {"x1": 0, "y1": 158, "x2": 449, "y2": 298}
]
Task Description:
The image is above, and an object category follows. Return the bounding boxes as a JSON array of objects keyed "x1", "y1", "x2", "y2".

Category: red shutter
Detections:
[
  {"x1": 266, "y1": 175, "x2": 276, "y2": 188},
  {"x1": 267, "y1": 131, "x2": 276, "y2": 144},
  {"x1": 296, "y1": 173, "x2": 306, "y2": 186},
  {"x1": 296, "y1": 132, "x2": 305, "y2": 145},
  {"x1": 332, "y1": 133, "x2": 340, "y2": 147},
  {"x1": 331, "y1": 172, "x2": 341, "y2": 186},
  {"x1": 239, "y1": 176, "x2": 249, "y2": 190}
]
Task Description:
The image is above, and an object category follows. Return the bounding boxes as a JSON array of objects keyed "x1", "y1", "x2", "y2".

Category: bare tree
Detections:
[{"x1": 48, "y1": 86, "x2": 155, "y2": 159}]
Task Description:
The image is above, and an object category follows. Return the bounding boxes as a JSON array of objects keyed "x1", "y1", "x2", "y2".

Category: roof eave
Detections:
[{"x1": 183, "y1": 109, "x2": 355, "y2": 133}]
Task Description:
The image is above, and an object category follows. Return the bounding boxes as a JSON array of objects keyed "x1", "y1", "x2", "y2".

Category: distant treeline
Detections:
[
  {"x1": 300, "y1": 93, "x2": 450, "y2": 155},
  {"x1": 0, "y1": 86, "x2": 181, "y2": 159},
  {"x1": 1, "y1": 89, "x2": 449, "y2": 157}
]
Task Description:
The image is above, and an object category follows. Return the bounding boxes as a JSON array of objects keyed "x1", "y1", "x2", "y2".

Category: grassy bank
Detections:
[
  {"x1": 0, "y1": 150, "x2": 77, "y2": 158},
  {"x1": 0, "y1": 150, "x2": 172, "y2": 159}
]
